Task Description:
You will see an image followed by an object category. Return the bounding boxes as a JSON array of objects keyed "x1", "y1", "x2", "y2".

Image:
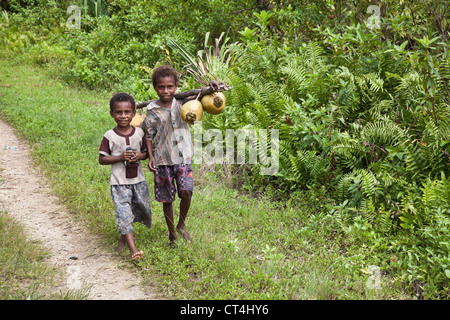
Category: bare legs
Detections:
[
  {"x1": 116, "y1": 232, "x2": 143, "y2": 260},
  {"x1": 163, "y1": 190, "x2": 192, "y2": 244},
  {"x1": 117, "y1": 191, "x2": 192, "y2": 252}
]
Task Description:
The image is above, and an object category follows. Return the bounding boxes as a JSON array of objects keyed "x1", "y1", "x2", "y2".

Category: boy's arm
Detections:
[
  {"x1": 98, "y1": 133, "x2": 140, "y2": 165},
  {"x1": 99, "y1": 135, "x2": 128, "y2": 165},
  {"x1": 99, "y1": 150, "x2": 133, "y2": 165},
  {"x1": 141, "y1": 116, "x2": 157, "y2": 172},
  {"x1": 146, "y1": 138, "x2": 157, "y2": 171},
  {"x1": 127, "y1": 149, "x2": 148, "y2": 164}
]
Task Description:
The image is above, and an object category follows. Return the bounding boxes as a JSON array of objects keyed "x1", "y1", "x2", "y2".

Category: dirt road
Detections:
[{"x1": 0, "y1": 117, "x2": 159, "y2": 300}]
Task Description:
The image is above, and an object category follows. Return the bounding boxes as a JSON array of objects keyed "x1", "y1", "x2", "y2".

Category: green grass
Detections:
[
  {"x1": 0, "y1": 57, "x2": 411, "y2": 300},
  {"x1": 0, "y1": 210, "x2": 53, "y2": 299},
  {"x1": 0, "y1": 211, "x2": 89, "y2": 299}
]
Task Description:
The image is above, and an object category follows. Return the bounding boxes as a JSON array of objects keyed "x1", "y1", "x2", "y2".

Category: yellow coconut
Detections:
[
  {"x1": 180, "y1": 99, "x2": 203, "y2": 125},
  {"x1": 201, "y1": 92, "x2": 226, "y2": 114},
  {"x1": 130, "y1": 113, "x2": 144, "y2": 127}
]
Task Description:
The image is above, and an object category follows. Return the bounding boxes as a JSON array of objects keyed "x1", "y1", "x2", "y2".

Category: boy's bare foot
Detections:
[
  {"x1": 131, "y1": 250, "x2": 144, "y2": 261},
  {"x1": 176, "y1": 226, "x2": 191, "y2": 241},
  {"x1": 169, "y1": 231, "x2": 178, "y2": 245},
  {"x1": 116, "y1": 235, "x2": 126, "y2": 252}
]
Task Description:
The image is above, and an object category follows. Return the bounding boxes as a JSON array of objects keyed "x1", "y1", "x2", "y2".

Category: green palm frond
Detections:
[{"x1": 361, "y1": 119, "x2": 408, "y2": 148}]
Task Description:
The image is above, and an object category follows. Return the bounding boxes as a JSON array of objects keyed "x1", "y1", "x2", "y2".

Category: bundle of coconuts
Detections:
[
  {"x1": 180, "y1": 91, "x2": 226, "y2": 124},
  {"x1": 135, "y1": 82, "x2": 230, "y2": 126}
]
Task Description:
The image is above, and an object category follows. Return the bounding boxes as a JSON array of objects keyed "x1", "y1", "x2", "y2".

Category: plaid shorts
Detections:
[
  {"x1": 110, "y1": 181, "x2": 152, "y2": 235},
  {"x1": 154, "y1": 164, "x2": 194, "y2": 203}
]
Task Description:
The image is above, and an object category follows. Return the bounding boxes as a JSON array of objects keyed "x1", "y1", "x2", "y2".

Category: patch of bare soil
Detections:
[{"x1": 0, "y1": 118, "x2": 159, "y2": 300}]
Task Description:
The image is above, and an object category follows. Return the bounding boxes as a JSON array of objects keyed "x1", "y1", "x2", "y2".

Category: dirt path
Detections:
[{"x1": 0, "y1": 118, "x2": 159, "y2": 300}]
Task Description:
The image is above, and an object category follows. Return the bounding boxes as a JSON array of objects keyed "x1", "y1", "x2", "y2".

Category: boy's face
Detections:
[
  {"x1": 154, "y1": 76, "x2": 177, "y2": 103},
  {"x1": 110, "y1": 101, "x2": 135, "y2": 128}
]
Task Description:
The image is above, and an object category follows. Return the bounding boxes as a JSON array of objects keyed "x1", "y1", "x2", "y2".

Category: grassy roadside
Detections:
[
  {"x1": 0, "y1": 209, "x2": 89, "y2": 299},
  {"x1": 0, "y1": 210, "x2": 53, "y2": 299},
  {"x1": 0, "y1": 58, "x2": 411, "y2": 300}
]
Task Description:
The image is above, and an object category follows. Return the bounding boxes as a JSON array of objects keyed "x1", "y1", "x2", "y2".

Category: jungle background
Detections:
[{"x1": 0, "y1": 0, "x2": 449, "y2": 299}]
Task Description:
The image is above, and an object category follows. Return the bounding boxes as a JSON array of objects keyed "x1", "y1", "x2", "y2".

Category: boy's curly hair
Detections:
[
  {"x1": 152, "y1": 65, "x2": 179, "y2": 87},
  {"x1": 109, "y1": 92, "x2": 136, "y2": 111}
]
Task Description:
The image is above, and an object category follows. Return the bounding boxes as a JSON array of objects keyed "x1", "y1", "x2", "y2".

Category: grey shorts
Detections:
[{"x1": 110, "y1": 181, "x2": 152, "y2": 235}]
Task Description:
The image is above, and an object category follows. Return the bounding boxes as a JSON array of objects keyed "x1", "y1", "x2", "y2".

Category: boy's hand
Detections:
[
  {"x1": 209, "y1": 80, "x2": 223, "y2": 91},
  {"x1": 128, "y1": 150, "x2": 144, "y2": 164},
  {"x1": 148, "y1": 155, "x2": 157, "y2": 172},
  {"x1": 122, "y1": 150, "x2": 135, "y2": 162}
]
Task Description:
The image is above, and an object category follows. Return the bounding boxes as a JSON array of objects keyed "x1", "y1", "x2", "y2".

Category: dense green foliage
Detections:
[
  {"x1": 0, "y1": 58, "x2": 406, "y2": 300},
  {"x1": 1, "y1": 0, "x2": 449, "y2": 298}
]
